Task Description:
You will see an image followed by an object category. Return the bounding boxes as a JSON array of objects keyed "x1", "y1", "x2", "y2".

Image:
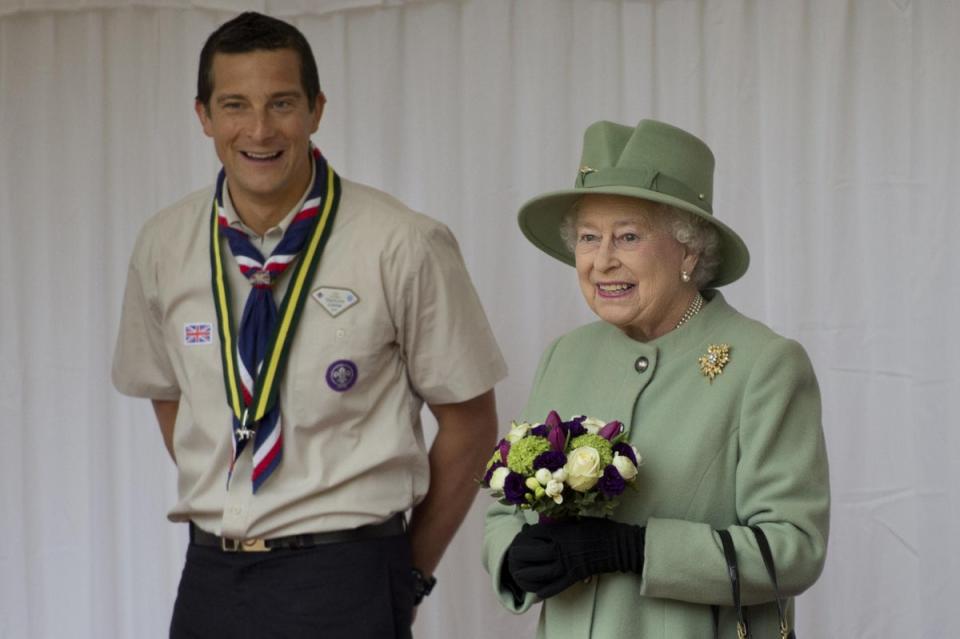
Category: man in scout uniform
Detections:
[{"x1": 112, "y1": 12, "x2": 506, "y2": 637}]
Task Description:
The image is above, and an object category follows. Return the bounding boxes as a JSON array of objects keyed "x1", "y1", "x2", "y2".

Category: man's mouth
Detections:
[{"x1": 241, "y1": 150, "x2": 283, "y2": 161}]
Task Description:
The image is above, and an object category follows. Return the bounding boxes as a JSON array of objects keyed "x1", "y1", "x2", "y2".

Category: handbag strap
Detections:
[
  {"x1": 750, "y1": 526, "x2": 796, "y2": 639},
  {"x1": 716, "y1": 529, "x2": 750, "y2": 639}
]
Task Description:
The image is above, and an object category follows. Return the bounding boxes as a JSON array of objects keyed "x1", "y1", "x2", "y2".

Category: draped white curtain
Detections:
[{"x1": 2, "y1": 0, "x2": 958, "y2": 637}]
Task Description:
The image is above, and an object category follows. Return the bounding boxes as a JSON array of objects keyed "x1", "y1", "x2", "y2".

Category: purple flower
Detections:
[
  {"x1": 545, "y1": 410, "x2": 562, "y2": 427},
  {"x1": 598, "y1": 420, "x2": 624, "y2": 441},
  {"x1": 498, "y1": 439, "x2": 511, "y2": 465},
  {"x1": 483, "y1": 461, "x2": 503, "y2": 486},
  {"x1": 530, "y1": 424, "x2": 550, "y2": 437},
  {"x1": 612, "y1": 442, "x2": 638, "y2": 465},
  {"x1": 533, "y1": 451, "x2": 567, "y2": 472},
  {"x1": 548, "y1": 424, "x2": 567, "y2": 452},
  {"x1": 598, "y1": 465, "x2": 626, "y2": 497},
  {"x1": 565, "y1": 418, "x2": 586, "y2": 437},
  {"x1": 502, "y1": 472, "x2": 528, "y2": 505}
]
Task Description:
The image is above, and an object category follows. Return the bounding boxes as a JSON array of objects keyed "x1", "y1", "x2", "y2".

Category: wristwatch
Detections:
[{"x1": 411, "y1": 567, "x2": 437, "y2": 606}]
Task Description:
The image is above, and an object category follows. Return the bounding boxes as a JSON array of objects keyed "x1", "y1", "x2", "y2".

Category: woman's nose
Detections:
[{"x1": 593, "y1": 237, "x2": 619, "y2": 270}]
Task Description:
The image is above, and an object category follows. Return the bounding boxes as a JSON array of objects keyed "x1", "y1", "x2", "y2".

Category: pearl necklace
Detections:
[{"x1": 675, "y1": 293, "x2": 704, "y2": 329}]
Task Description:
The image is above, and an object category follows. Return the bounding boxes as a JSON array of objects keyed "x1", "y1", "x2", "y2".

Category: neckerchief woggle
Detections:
[{"x1": 210, "y1": 147, "x2": 341, "y2": 492}]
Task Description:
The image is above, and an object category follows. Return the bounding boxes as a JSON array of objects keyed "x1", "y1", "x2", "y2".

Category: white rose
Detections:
[
  {"x1": 545, "y1": 479, "x2": 565, "y2": 504},
  {"x1": 612, "y1": 453, "x2": 638, "y2": 481},
  {"x1": 580, "y1": 417, "x2": 605, "y2": 435},
  {"x1": 506, "y1": 421, "x2": 533, "y2": 443},
  {"x1": 630, "y1": 446, "x2": 642, "y2": 466},
  {"x1": 488, "y1": 466, "x2": 510, "y2": 491},
  {"x1": 535, "y1": 468, "x2": 553, "y2": 486},
  {"x1": 564, "y1": 446, "x2": 602, "y2": 492}
]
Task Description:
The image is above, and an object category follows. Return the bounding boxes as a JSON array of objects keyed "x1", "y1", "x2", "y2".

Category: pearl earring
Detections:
[{"x1": 681, "y1": 271, "x2": 691, "y2": 283}]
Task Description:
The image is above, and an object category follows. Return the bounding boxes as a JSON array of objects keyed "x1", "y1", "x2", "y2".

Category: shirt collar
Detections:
[{"x1": 221, "y1": 159, "x2": 317, "y2": 239}]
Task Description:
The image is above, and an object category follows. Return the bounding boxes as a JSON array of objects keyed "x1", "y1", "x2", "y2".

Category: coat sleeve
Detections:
[
  {"x1": 640, "y1": 337, "x2": 830, "y2": 605},
  {"x1": 480, "y1": 337, "x2": 562, "y2": 613}
]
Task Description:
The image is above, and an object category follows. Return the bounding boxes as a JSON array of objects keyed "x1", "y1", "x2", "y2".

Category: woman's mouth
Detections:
[{"x1": 596, "y1": 282, "x2": 635, "y2": 298}]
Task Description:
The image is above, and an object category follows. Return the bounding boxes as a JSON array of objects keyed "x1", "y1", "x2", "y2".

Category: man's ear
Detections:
[
  {"x1": 195, "y1": 100, "x2": 214, "y2": 137},
  {"x1": 310, "y1": 92, "x2": 326, "y2": 133}
]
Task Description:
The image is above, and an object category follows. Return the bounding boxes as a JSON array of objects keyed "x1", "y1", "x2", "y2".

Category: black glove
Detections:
[{"x1": 506, "y1": 518, "x2": 646, "y2": 599}]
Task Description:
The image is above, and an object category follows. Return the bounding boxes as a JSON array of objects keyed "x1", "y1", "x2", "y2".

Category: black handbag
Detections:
[
  {"x1": 716, "y1": 529, "x2": 750, "y2": 639},
  {"x1": 714, "y1": 527, "x2": 797, "y2": 639},
  {"x1": 750, "y1": 526, "x2": 796, "y2": 639}
]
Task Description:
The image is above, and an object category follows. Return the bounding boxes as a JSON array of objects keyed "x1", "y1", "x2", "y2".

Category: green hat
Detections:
[{"x1": 517, "y1": 118, "x2": 749, "y2": 287}]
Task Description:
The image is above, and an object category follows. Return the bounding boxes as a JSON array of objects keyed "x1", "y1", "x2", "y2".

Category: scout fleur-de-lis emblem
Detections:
[{"x1": 699, "y1": 344, "x2": 730, "y2": 382}]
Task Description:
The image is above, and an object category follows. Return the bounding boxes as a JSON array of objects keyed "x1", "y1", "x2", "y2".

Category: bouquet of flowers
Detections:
[{"x1": 481, "y1": 410, "x2": 641, "y2": 520}]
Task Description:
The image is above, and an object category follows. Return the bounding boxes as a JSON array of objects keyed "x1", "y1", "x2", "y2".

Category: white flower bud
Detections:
[
  {"x1": 612, "y1": 453, "x2": 638, "y2": 481},
  {"x1": 488, "y1": 466, "x2": 510, "y2": 491},
  {"x1": 535, "y1": 467, "x2": 553, "y2": 486}
]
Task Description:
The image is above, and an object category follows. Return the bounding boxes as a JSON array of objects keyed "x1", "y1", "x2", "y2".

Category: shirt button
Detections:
[{"x1": 634, "y1": 356, "x2": 649, "y2": 373}]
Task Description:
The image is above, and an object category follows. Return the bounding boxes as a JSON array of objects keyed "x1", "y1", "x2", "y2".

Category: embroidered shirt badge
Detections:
[
  {"x1": 183, "y1": 323, "x2": 213, "y2": 345},
  {"x1": 326, "y1": 360, "x2": 358, "y2": 392},
  {"x1": 312, "y1": 287, "x2": 359, "y2": 317}
]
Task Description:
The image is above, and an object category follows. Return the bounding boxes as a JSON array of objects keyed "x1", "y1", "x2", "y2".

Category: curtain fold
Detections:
[
  {"x1": 3, "y1": 1, "x2": 958, "y2": 637},
  {"x1": 0, "y1": 0, "x2": 433, "y2": 19}
]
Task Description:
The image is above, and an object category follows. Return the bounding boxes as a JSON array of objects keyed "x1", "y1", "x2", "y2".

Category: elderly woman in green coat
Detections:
[{"x1": 482, "y1": 119, "x2": 829, "y2": 638}]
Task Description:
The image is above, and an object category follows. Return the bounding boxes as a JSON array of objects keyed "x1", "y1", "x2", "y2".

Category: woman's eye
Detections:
[
  {"x1": 578, "y1": 233, "x2": 599, "y2": 243},
  {"x1": 618, "y1": 232, "x2": 641, "y2": 244}
]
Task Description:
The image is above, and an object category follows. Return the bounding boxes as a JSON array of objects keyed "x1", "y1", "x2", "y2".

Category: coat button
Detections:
[{"x1": 634, "y1": 356, "x2": 649, "y2": 373}]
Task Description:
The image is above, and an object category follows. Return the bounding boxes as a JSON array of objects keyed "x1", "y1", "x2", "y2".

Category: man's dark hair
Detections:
[{"x1": 197, "y1": 12, "x2": 321, "y2": 111}]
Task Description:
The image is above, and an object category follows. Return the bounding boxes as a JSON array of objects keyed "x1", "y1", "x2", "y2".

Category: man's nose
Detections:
[{"x1": 249, "y1": 109, "x2": 276, "y2": 141}]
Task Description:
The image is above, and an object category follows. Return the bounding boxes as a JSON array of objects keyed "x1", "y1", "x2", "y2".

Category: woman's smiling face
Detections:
[{"x1": 573, "y1": 194, "x2": 699, "y2": 341}]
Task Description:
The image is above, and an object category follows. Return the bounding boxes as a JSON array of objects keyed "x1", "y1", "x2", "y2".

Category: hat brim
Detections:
[{"x1": 517, "y1": 186, "x2": 750, "y2": 287}]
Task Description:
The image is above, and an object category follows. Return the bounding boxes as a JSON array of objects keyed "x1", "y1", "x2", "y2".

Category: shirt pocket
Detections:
[{"x1": 287, "y1": 294, "x2": 399, "y2": 427}]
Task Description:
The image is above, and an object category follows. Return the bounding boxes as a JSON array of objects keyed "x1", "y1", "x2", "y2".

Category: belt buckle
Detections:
[{"x1": 221, "y1": 536, "x2": 270, "y2": 552}]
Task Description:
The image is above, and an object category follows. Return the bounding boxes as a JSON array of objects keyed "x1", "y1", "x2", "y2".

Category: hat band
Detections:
[{"x1": 576, "y1": 166, "x2": 712, "y2": 214}]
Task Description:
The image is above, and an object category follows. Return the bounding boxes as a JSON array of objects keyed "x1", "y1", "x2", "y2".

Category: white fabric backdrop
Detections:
[{"x1": 2, "y1": 0, "x2": 958, "y2": 637}]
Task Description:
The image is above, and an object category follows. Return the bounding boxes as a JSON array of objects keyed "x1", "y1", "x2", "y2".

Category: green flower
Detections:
[
  {"x1": 569, "y1": 434, "x2": 613, "y2": 466},
  {"x1": 507, "y1": 436, "x2": 552, "y2": 475}
]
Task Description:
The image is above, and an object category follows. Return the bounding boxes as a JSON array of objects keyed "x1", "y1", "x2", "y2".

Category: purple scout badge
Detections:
[{"x1": 326, "y1": 359, "x2": 358, "y2": 392}]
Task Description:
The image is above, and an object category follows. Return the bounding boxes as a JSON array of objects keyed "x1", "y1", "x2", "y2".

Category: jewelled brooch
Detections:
[{"x1": 698, "y1": 344, "x2": 730, "y2": 382}]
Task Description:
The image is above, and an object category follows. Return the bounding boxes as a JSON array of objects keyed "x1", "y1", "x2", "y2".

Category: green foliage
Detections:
[{"x1": 506, "y1": 436, "x2": 551, "y2": 474}]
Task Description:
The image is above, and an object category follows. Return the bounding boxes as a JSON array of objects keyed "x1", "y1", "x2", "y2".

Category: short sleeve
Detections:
[
  {"x1": 111, "y1": 228, "x2": 180, "y2": 400},
  {"x1": 397, "y1": 223, "x2": 507, "y2": 404}
]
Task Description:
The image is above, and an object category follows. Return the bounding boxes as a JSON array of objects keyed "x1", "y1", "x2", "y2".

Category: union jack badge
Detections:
[{"x1": 183, "y1": 322, "x2": 213, "y2": 345}]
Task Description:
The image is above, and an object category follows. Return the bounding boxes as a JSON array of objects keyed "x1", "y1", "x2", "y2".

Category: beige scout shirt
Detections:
[{"x1": 113, "y1": 176, "x2": 507, "y2": 539}]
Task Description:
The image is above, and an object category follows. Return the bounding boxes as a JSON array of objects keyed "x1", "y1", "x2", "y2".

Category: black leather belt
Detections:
[{"x1": 190, "y1": 513, "x2": 406, "y2": 553}]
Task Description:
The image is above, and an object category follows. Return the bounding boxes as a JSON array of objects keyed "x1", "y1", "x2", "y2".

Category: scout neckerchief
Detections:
[{"x1": 210, "y1": 147, "x2": 341, "y2": 492}]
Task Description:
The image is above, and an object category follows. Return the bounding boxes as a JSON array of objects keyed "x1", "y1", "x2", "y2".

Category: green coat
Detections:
[{"x1": 482, "y1": 292, "x2": 829, "y2": 638}]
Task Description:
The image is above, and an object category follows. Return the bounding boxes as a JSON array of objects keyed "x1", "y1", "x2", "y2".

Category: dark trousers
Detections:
[{"x1": 170, "y1": 532, "x2": 414, "y2": 639}]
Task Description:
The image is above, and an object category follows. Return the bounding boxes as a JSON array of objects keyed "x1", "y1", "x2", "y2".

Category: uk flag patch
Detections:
[{"x1": 183, "y1": 322, "x2": 213, "y2": 345}]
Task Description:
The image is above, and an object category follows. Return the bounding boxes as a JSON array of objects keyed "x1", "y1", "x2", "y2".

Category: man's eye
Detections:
[
  {"x1": 222, "y1": 102, "x2": 244, "y2": 111},
  {"x1": 273, "y1": 100, "x2": 293, "y2": 110}
]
